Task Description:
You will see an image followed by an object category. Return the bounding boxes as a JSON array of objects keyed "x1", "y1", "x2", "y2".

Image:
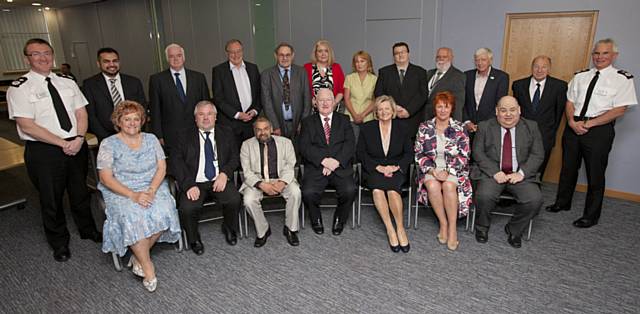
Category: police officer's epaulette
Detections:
[
  {"x1": 617, "y1": 70, "x2": 634, "y2": 79},
  {"x1": 10, "y1": 77, "x2": 28, "y2": 87},
  {"x1": 56, "y1": 72, "x2": 74, "y2": 80},
  {"x1": 574, "y1": 68, "x2": 589, "y2": 75}
]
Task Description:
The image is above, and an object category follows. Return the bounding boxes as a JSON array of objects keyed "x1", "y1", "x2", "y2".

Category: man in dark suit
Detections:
[
  {"x1": 299, "y1": 88, "x2": 356, "y2": 236},
  {"x1": 374, "y1": 42, "x2": 428, "y2": 137},
  {"x1": 512, "y1": 55, "x2": 567, "y2": 175},
  {"x1": 426, "y1": 47, "x2": 466, "y2": 121},
  {"x1": 82, "y1": 47, "x2": 146, "y2": 141},
  {"x1": 463, "y1": 48, "x2": 509, "y2": 134},
  {"x1": 472, "y1": 96, "x2": 544, "y2": 248},
  {"x1": 261, "y1": 42, "x2": 312, "y2": 141},
  {"x1": 149, "y1": 43, "x2": 210, "y2": 156},
  {"x1": 171, "y1": 100, "x2": 241, "y2": 255},
  {"x1": 212, "y1": 39, "x2": 261, "y2": 147}
]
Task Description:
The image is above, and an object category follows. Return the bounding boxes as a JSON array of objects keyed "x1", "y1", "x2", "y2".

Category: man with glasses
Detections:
[
  {"x1": 212, "y1": 39, "x2": 261, "y2": 147},
  {"x1": 7, "y1": 38, "x2": 101, "y2": 262}
]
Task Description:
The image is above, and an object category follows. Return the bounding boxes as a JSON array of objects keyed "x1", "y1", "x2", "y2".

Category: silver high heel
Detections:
[
  {"x1": 142, "y1": 277, "x2": 157, "y2": 292},
  {"x1": 127, "y1": 256, "x2": 145, "y2": 277}
]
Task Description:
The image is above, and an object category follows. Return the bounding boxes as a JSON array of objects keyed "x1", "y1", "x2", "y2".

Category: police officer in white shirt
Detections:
[
  {"x1": 546, "y1": 38, "x2": 638, "y2": 228},
  {"x1": 7, "y1": 38, "x2": 101, "y2": 262}
]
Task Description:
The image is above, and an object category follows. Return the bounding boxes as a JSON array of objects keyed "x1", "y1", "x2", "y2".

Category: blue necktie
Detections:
[
  {"x1": 204, "y1": 131, "x2": 216, "y2": 180},
  {"x1": 531, "y1": 82, "x2": 541, "y2": 111},
  {"x1": 175, "y1": 72, "x2": 186, "y2": 103}
]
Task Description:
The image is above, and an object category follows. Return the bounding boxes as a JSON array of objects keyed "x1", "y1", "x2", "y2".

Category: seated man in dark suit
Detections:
[
  {"x1": 463, "y1": 48, "x2": 509, "y2": 134},
  {"x1": 171, "y1": 100, "x2": 241, "y2": 255},
  {"x1": 212, "y1": 39, "x2": 261, "y2": 147},
  {"x1": 82, "y1": 47, "x2": 146, "y2": 142},
  {"x1": 374, "y1": 42, "x2": 428, "y2": 138},
  {"x1": 149, "y1": 43, "x2": 210, "y2": 156},
  {"x1": 426, "y1": 47, "x2": 466, "y2": 121},
  {"x1": 472, "y1": 96, "x2": 544, "y2": 248},
  {"x1": 512, "y1": 55, "x2": 567, "y2": 176},
  {"x1": 299, "y1": 88, "x2": 356, "y2": 236}
]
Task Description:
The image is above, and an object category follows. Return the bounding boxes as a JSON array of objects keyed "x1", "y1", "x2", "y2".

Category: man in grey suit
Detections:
[
  {"x1": 472, "y1": 96, "x2": 544, "y2": 248},
  {"x1": 425, "y1": 47, "x2": 466, "y2": 121},
  {"x1": 240, "y1": 117, "x2": 301, "y2": 247},
  {"x1": 261, "y1": 42, "x2": 312, "y2": 141}
]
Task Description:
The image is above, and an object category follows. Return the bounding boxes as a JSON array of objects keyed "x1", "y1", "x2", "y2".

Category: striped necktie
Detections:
[{"x1": 109, "y1": 78, "x2": 122, "y2": 105}]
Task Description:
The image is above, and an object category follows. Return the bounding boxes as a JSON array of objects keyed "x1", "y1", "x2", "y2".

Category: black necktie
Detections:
[
  {"x1": 283, "y1": 69, "x2": 291, "y2": 109},
  {"x1": 45, "y1": 77, "x2": 72, "y2": 132},
  {"x1": 531, "y1": 83, "x2": 541, "y2": 111},
  {"x1": 578, "y1": 71, "x2": 600, "y2": 120},
  {"x1": 399, "y1": 69, "x2": 405, "y2": 84}
]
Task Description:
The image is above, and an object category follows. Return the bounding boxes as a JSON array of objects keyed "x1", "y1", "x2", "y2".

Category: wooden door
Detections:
[{"x1": 501, "y1": 11, "x2": 598, "y2": 182}]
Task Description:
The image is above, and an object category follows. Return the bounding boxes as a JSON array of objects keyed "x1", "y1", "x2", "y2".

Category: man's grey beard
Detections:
[{"x1": 436, "y1": 62, "x2": 451, "y2": 72}]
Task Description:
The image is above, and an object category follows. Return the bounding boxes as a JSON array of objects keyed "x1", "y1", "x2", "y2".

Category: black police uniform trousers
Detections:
[
  {"x1": 24, "y1": 140, "x2": 97, "y2": 250},
  {"x1": 555, "y1": 119, "x2": 615, "y2": 222}
]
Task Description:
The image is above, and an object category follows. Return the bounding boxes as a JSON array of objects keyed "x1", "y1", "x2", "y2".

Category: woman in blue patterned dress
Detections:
[
  {"x1": 415, "y1": 91, "x2": 472, "y2": 251},
  {"x1": 97, "y1": 101, "x2": 181, "y2": 292}
]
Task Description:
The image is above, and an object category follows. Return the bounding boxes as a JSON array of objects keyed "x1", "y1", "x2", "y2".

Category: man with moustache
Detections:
[
  {"x1": 239, "y1": 117, "x2": 301, "y2": 247},
  {"x1": 149, "y1": 43, "x2": 209, "y2": 156},
  {"x1": 546, "y1": 38, "x2": 637, "y2": 228},
  {"x1": 512, "y1": 55, "x2": 567, "y2": 176},
  {"x1": 425, "y1": 47, "x2": 466, "y2": 121},
  {"x1": 472, "y1": 96, "x2": 544, "y2": 248},
  {"x1": 82, "y1": 47, "x2": 146, "y2": 141}
]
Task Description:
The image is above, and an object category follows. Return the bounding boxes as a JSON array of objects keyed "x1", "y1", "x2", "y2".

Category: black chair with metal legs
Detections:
[
  {"x1": 355, "y1": 163, "x2": 414, "y2": 228},
  {"x1": 167, "y1": 173, "x2": 244, "y2": 248},
  {"x1": 299, "y1": 164, "x2": 358, "y2": 229},
  {"x1": 469, "y1": 190, "x2": 534, "y2": 241}
]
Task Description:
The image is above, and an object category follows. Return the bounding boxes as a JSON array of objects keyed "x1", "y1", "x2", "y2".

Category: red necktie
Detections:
[
  {"x1": 323, "y1": 117, "x2": 331, "y2": 144},
  {"x1": 501, "y1": 129, "x2": 513, "y2": 174}
]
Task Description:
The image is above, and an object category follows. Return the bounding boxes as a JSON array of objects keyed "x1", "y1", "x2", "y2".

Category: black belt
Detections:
[{"x1": 573, "y1": 116, "x2": 594, "y2": 122}]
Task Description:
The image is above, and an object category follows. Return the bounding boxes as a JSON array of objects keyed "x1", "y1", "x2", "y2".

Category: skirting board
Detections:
[{"x1": 575, "y1": 184, "x2": 640, "y2": 203}]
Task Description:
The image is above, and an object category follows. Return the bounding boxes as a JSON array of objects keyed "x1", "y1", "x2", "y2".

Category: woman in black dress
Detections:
[{"x1": 357, "y1": 95, "x2": 413, "y2": 252}]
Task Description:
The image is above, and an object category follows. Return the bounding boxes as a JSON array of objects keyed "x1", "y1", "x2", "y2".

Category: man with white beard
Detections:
[{"x1": 425, "y1": 47, "x2": 466, "y2": 121}]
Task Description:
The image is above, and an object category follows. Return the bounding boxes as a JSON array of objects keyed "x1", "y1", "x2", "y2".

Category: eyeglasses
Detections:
[{"x1": 26, "y1": 51, "x2": 52, "y2": 57}]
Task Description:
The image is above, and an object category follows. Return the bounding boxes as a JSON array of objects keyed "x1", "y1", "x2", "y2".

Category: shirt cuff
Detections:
[{"x1": 234, "y1": 112, "x2": 241, "y2": 119}]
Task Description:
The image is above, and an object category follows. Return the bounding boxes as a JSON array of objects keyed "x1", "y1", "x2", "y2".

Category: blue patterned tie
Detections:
[
  {"x1": 204, "y1": 131, "x2": 216, "y2": 180},
  {"x1": 531, "y1": 83, "x2": 541, "y2": 111},
  {"x1": 175, "y1": 72, "x2": 186, "y2": 103}
]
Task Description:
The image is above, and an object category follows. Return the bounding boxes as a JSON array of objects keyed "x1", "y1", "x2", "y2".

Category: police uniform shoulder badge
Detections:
[
  {"x1": 574, "y1": 68, "x2": 589, "y2": 75},
  {"x1": 10, "y1": 77, "x2": 28, "y2": 87},
  {"x1": 617, "y1": 70, "x2": 634, "y2": 79},
  {"x1": 56, "y1": 72, "x2": 74, "y2": 80}
]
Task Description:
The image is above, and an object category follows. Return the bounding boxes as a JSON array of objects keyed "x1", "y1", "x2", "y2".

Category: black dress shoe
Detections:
[
  {"x1": 332, "y1": 218, "x2": 345, "y2": 236},
  {"x1": 389, "y1": 242, "x2": 400, "y2": 253},
  {"x1": 504, "y1": 225, "x2": 521, "y2": 248},
  {"x1": 191, "y1": 240, "x2": 204, "y2": 255},
  {"x1": 80, "y1": 230, "x2": 102, "y2": 243},
  {"x1": 475, "y1": 229, "x2": 488, "y2": 243},
  {"x1": 283, "y1": 226, "x2": 300, "y2": 246},
  {"x1": 311, "y1": 219, "x2": 324, "y2": 235},
  {"x1": 400, "y1": 243, "x2": 411, "y2": 253},
  {"x1": 573, "y1": 218, "x2": 597, "y2": 228},
  {"x1": 545, "y1": 204, "x2": 570, "y2": 213},
  {"x1": 254, "y1": 227, "x2": 271, "y2": 247},
  {"x1": 222, "y1": 225, "x2": 238, "y2": 246},
  {"x1": 53, "y1": 246, "x2": 71, "y2": 262}
]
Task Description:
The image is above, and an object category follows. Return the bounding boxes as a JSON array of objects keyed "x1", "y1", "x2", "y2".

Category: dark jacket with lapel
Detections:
[
  {"x1": 212, "y1": 61, "x2": 261, "y2": 134},
  {"x1": 374, "y1": 63, "x2": 428, "y2": 137},
  {"x1": 512, "y1": 75, "x2": 567, "y2": 151},
  {"x1": 298, "y1": 112, "x2": 355, "y2": 178},
  {"x1": 463, "y1": 67, "x2": 509, "y2": 124},
  {"x1": 82, "y1": 73, "x2": 146, "y2": 141},
  {"x1": 149, "y1": 68, "x2": 210, "y2": 151},
  {"x1": 171, "y1": 124, "x2": 239, "y2": 192},
  {"x1": 356, "y1": 119, "x2": 413, "y2": 175},
  {"x1": 425, "y1": 66, "x2": 466, "y2": 121}
]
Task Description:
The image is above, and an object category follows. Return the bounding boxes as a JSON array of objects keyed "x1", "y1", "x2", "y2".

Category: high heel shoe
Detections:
[
  {"x1": 127, "y1": 256, "x2": 145, "y2": 277},
  {"x1": 142, "y1": 277, "x2": 157, "y2": 292},
  {"x1": 447, "y1": 240, "x2": 459, "y2": 251},
  {"x1": 400, "y1": 243, "x2": 410, "y2": 253},
  {"x1": 389, "y1": 242, "x2": 400, "y2": 253},
  {"x1": 436, "y1": 234, "x2": 447, "y2": 245}
]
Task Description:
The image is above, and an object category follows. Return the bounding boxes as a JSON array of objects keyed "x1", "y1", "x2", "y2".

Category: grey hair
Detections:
[
  {"x1": 474, "y1": 47, "x2": 493, "y2": 59},
  {"x1": 193, "y1": 100, "x2": 217, "y2": 115},
  {"x1": 594, "y1": 38, "x2": 619, "y2": 53},
  {"x1": 164, "y1": 43, "x2": 185, "y2": 61}
]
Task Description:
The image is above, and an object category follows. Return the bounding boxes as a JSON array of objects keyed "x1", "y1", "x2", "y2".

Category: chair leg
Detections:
[
  {"x1": 351, "y1": 202, "x2": 356, "y2": 229},
  {"x1": 469, "y1": 208, "x2": 476, "y2": 233},
  {"x1": 406, "y1": 186, "x2": 412, "y2": 228},
  {"x1": 112, "y1": 252, "x2": 123, "y2": 271},
  {"x1": 357, "y1": 186, "x2": 362, "y2": 228},
  {"x1": 176, "y1": 233, "x2": 184, "y2": 252},
  {"x1": 526, "y1": 219, "x2": 533, "y2": 241},
  {"x1": 413, "y1": 202, "x2": 420, "y2": 229},
  {"x1": 301, "y1": 203, "x2": 305, "y2": 229},
  {"x1": 237, "y1": 212, "x2": 244, "y2": 238},
  {"x1": 182, "y1": 230, "x2": 190, "y2": 250},
  {"x1": 243, "y1": 207, "x2": 249, "y2": 239}
]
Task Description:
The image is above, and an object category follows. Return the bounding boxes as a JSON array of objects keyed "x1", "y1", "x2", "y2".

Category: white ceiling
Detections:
[{"x1": 0, "y1": 0, "x2": 100, "y2": 9}]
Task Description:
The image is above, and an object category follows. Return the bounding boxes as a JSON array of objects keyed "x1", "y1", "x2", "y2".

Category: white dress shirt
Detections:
[
  {"x1": 196, "y1": 129, "x2": 220, "y2": 182},
  {"x1": 529, "y1": 77, "x2": 546, "y2": 102},
  {"x1": 102, "y1": 73, "x2": 124, "y2": 102},
  {"x1": 474, "y1": 67, "x2": 491, "y2": 107},
  {"x1": 230, "y1": 61, "x2": 253, "y2": 115},
  {"x1": 170, "y1": 67, "x2": 187, "y2": 94}
]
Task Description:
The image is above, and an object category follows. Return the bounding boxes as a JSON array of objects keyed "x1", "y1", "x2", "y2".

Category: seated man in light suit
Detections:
[
  {"x1": 240, "y1": 117, "x2": 301, "y2": 247},
  {"x1": 472, "y1": 96, "x2": 544, "y2": 248},
  {"x1": 171, "y1": 100, "x2": 241, "y2": 255},
  {"x1": 299, "y1": 88, "x2": 356, "y2": 236}
]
